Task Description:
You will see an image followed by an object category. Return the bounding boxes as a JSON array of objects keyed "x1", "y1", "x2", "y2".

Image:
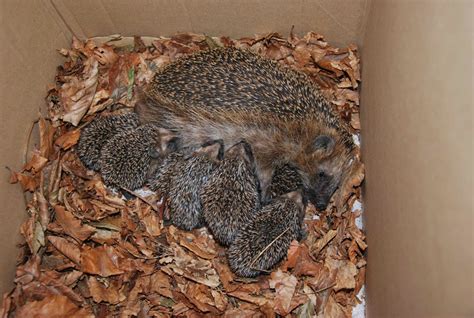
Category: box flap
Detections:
[{"x1": 52, "y1": 0, "x2": 369, "y2": 46}]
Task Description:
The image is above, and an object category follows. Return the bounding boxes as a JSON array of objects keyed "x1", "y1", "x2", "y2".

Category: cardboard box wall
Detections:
[{"x1": 0, "y1": 0, "x2": 472, "y2": 316}]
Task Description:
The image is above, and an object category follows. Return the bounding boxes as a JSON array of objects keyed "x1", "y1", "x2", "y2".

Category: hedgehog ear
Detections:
[
  {"x1": 199, "y1": 139, "x2": 224, "y2": 160},
  {"x1": 227, "y1": 140, "x2": 254, "y2": 164},
  {"x1": 313, "y1": 135, "x2": 335, "y2": 154}
]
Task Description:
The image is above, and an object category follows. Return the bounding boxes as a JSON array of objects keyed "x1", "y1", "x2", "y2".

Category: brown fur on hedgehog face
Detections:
[
  {"x1": 299, "y1": 126, "x2": 355, "y2": 211},
  {"x1": 251, "y1": 117, "x2": 355, "y2": 211}
]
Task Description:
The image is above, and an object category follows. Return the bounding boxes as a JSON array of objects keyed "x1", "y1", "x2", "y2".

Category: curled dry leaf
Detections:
[
  {"x1": 54, "y1": 205, "x2": 95, "y2": 242},
  {"x1": 178, "y1": 231, "x2": 217, "y2": 260},
  {"x1": 227, "y1": 290, "x2": 269, "y2": 307},
  {"x1": 311, "y1": 229, "x2": 337, "y2": 258},
  {"x1": 149, "y1": 270, "x2": 173, "y2": 298},
  {"x1": 81, "y1": 245, "x2": 124, "y2": 277},
  {"x1": 87, "y1": 276, "x2": 125, "y2": 304},
  {"x1": 324, "y1": 294, "x2": 351, "y2": 318},
  {"x1": 325, "y1": 258, "x2": 357, "y2": 292},
  {"x1": 16, "y1": 295, "x2": 94, "y2": 318},
  {"x1": 55, "y1": 129, "x2": 80, "y2": 150},
  {"x1": 9, "y1": 171, "x2": 37, "y2": 192},
  {"x1": 39, "y1": 118, "x2": 56, "y2": 159},
  {"x1": 58, "y1": 58, "x2": 99, "y2": 126},
  {"x1": 269, "y1": 270, "x2": 298, "y2": 316},
  {"x1": 20, "y1": 210, "x2": 45, "y2": 255},
  {"x1": 281, "y1": 240, "x2": 301, "y2": 270},
  {"x1": 23, "y1": 152, "x2": 48, "y2": 173},
  {"x1": 47, "y1": 235, "x2": 81, "y2": 265},
  {"x1": 335, "y1": 160, "x2": 365, "y2": 208},
  {"x1": 212, "y1": 258, "x2": 234, "y2": 291},
  {"x1": 293, "y1": 245, "x2": 326, "y2": 277},
  {"x1": 162, "y1": 245, "x2": 220, "y2": 288}
]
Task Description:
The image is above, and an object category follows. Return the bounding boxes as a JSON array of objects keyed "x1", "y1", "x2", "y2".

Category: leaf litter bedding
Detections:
[{"x1": 3, "y1": 32, "x2": 366, "y2": 317}]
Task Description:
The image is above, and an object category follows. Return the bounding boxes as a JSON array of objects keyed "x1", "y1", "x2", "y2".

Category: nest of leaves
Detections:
[{"x1": 2, "y1": 32, "x2": 366, "y2": 317}]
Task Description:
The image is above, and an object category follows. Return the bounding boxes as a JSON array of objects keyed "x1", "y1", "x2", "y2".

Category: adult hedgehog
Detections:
[{"x1": 136, "y1": 47, "x2": 356, "y2": 210}]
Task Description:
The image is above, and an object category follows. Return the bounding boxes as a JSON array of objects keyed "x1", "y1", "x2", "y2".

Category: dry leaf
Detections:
[
  {"x1": 10, "y1": 171, "x2": 37, "y2": 192},
  {"x1": 16, "y1": 295, "x2": 93, "y2": 318},
  {"x1": 55, "y1": 129, "x2": 81, "y2": 150},
  {"x1": 87, "y1": 276, "x2": 125, "y2": 304},
  {"x1": 54, "y1": 205, "x2": 95, "y2": 242},
  {"x1": 281, "y1": 240, "x2": 301, "y2": 270},
  {"x1": 311, "y1": 229, "x2": 337, "y2": 257},
  {"x1": 269, "y1": 270, "x2": 298, "y2": 315},
  {"x1": 47, "y1": 235, "x2": 81, "y2": 264},
  {"x1": 227, "y1": 291, "x2": 269, "y2": 307},
  {"x1": 20, "y1": 212, "x2": 45, "y2": 254},
  {"x1": 325, "y1": 258, "x2": 357, "y2": 292},
  {"x1": 335, "y1": 161, "x2": 365, "y2": 208},
  {"x1": 59, "y1": 58, "x2": 99, "y2": 126},
  {"x1": 39, "y1": 118, "x2": 56, "y2": 159},
  {"x1": 81, "y1": 245, "x2": 124, "y2": 277},
  {"x1": 323, "y1": 294, "x2": 350, "y2": 318},
  {"x1": 23, "y1": 152, "x2": 48, "y2": 173},
  {"x1": 149, "y1": 270, "x2": 173, "y2": 298}
]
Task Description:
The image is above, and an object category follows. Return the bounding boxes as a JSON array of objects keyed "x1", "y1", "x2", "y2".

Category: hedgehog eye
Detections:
[{"x1": 318, "y1": 171, "x2": 325, "y2": 178}]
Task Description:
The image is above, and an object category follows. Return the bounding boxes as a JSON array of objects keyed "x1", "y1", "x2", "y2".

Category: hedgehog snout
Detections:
[{"x1": 303, "y1": 187, "x2": 330, "y2": 211}]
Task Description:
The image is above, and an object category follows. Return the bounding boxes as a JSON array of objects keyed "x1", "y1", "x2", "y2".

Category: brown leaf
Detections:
[
  {"x1": 212, "y1": 258, "x2": 234, "y2": 291},
  {"x1": 323, "y1": 294, "x2": 350, "y2": 318},
  {"x1": 0, "y1": 292, "x2": 12, "y2": 318},
  {"x1": 269, "y1": 270, "x2": 298, "y2": 315},
  {"x1": 94, "y1": 44, "x2": 119, "y2": 65},
  {"x1": 54, "y1": 205, "x2": 95, "y2": 242},
  {"x1": 211, "y1": 289, "x2": 228, "y2": 312},
  {"x1": 59, "y1": 270, "x2": 83, "y2": 286},
  {"x1": 36, "y1": 191, "x2": 51, "y2": 228},
  {"x1": 9, "y1": 171, "x2": 37, "y2": 192},
  {"x1": 182, "y1": 282, "x2": 219, "y2": 313},
  {"x1": 335, "y1": 161, "x2": 365, "y2": 208},
  {"x1": 16, "y1": 295, "x2": 93, "y2": 318},
  {"x1": 142, "y1": 212, "x2": 162, "y2": 237},
  {"x1": 81, "y1": 245, "x2": 124, "y2": 277},
  {"x1": 325, "y1": 259, "x2": 357, "y2": 292},
  {"x1": 23, "y1": 152, "x2": 48, "y2": 173},
  {"x1": 179, "y1": 232, "x2": 217, "y2": 260},
  {"x1": 47, "y1": 235, "x2": 81, "y2": 264},
  {"x1": 223, "y1": 308, "x2": 262, "y2": 318},
  {"x1": 293, "y1": 245, "x2": 325, "y2": 277},
  {"x1": 350, "y1": 113, "x2": 360, "y2": 130},
  {"x1": 39, "y1": 118, "x2": 56, "y2": 159},
  {"x1": 281, "y1": 240, "x2": 300, "y2": 270},
  {"x1": 87, "y1": 276, "x2": 125, "y2": 304},
  {"x1": 161, "y1": 244, "x2": 220, "y2": 288},
  {"x1": 311, "y1": 229, "x2": 337, "y2": 257},
  {"x1": 293, "y1": 46, "x2": 312, "y2": 67},
  {"x1": 20, "y1": 212, "x2": 45, "y2": 255},
  {"x1": 55, "y1": 129, "x2": 80, "y2": 150},
  {"x1": 58, "y1": 58, "x2": 99, "y2": 126},
  {"x1": 149, "y1": 271, "x2": 173, "y2": 298},
  {"x1": 227, "y1": 291, "x2": 269, "y2": 307}
]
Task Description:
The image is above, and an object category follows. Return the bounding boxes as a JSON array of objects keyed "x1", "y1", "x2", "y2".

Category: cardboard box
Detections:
[{"x1": 0, "y1": 0, "x2": 472, "y2": 316}]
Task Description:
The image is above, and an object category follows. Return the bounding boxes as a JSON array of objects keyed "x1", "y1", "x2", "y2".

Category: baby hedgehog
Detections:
[
  {"x1": 77, "y1": 112, "x2": 139, "y2": 171},
  {"x1": 99, "y1": 124, "x2": 176, "y2": 190},
  {"x1": 227, "y1": 191, "x2": 305, "y2": 277},
  {"x1": 150, "y1": 140, "x2": 223, "y2": 230},
  {"x1": 264, "y1": 163, "x2": 303, "y2": 203},
  {"x1": 201, "y1": 140, "x2": 261, "y2": 246}
]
